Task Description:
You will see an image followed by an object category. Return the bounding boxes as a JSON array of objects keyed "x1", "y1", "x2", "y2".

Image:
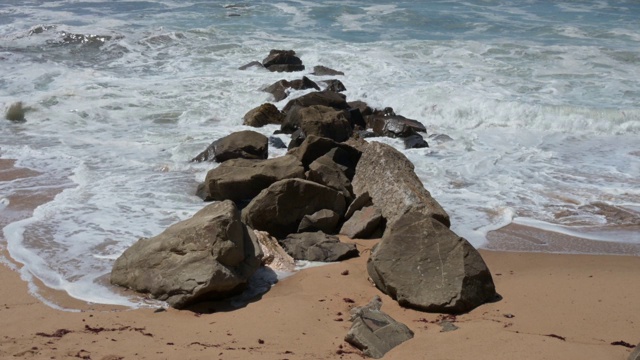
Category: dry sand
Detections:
[{"x1": 1, "y1": 158, "x2": 639, "y2": 360}]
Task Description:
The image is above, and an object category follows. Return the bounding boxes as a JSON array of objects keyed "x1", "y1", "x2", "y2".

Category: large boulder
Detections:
[
  {"x1": 279, "y1": 232, "x2": 358, "y2": 262},
  {"x1": 264, "y1": 77, "x2": 320, "y2": 102},
  {"x1": 345, "y1": 296, "x2": 414, "y2": 359},
  {"x1": 296, "y1": 105, "x2": 353, "y2": 142},
  {"x1": 197, "y1": 155, "x2": 305, "y2": 202},
  {"x1": 288, "y1": 135, "x2": 361, "y2": 171},
  {"x1": 243, "y1": 103, "x2": 285, "y2": 127},
  {"x1": 110, "y1": 201, "x2": 263, "y2": 309},
  {"x1": 241, "y1": 178, "x2": 347, "y2": 239},
  {"x1": 367, "y1": 212, "x2": 497, "y2": 314},
  {"x1": 262, "y1": 49, "x2": 304, "y2": 72},
  {"x1": 352, "y1": 141, "x2": 450, "y2": 228},
  {"x1": 191, "y1": 130, "x2": 268, "y2": 163},
  {"x1": 306, "y1": 153, "x2": 354, "y2": 201},
  {"x1": 368, "y1": 115, "x2": 427, "y2": 138},
  {"x1": 282, "y1": 90, "x2": 349, "y2": 114}
]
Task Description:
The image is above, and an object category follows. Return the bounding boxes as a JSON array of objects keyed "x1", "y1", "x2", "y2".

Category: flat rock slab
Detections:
[
  {"x1": 339, "y1": 206, "x2": 382, "y2": 239},
  {"x1": 345, "y1": 307, "x2": 414, "y2": 359},
  {"x1": 280, "y1": 232, "x2": 358, "y2": 262}
]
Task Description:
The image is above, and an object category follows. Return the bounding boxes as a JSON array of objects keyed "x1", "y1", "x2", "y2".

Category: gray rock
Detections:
[
  {"x1": 262, "y1": 49, "x2": 303, "y2": 72},
  {"x1": 266, "y1": 64, "x2": 305, "y2": 72},
  {"x1": 110, "y1": 201, "x2": 263, "y2": 309},
  {"x1": 269, "y1": 136, "x2": 287, "y2": 149},
  {"x1": 287, "y1": 128, "x2": 307, "y2": 150},
  {"x1": 344, "y1": 192, "x2": 373, "y2": 220},
  {"x1": 238, "y1": 61, "x2": 264, "y2": 70},
  {"x1": 264, "y1": 77, "x2": 320, "y2": 102},
  {"x1": 241, "y1": 178, "x2": 347, "y2": 239},
  {"x1": 197, "y1": 155, "x2": 304, "y2": 202},
  {"x1": 352, "y1": 141, "x2": 450, "y2": 228},
  {"x1": 320, "y1": 79, "x2": 346, "y2": 93},
  {"x1": 243, "y1": 103, "x2": 284, "y2": 127},
  {"x1": 306, "y1": 153, "x2": 354, "y2": 201},
  {"x1": 628, "y1": 344, "x2": 640, "y2": 360},
  {"x1": 403, "y1": 134, "x2": 429, "y2": 149},
  {"x1": 345, "y1": 298, "x2": 414, "y2": 359},
  {"x1": 191, "y1": 130, "x2": 268, "y2": 163},
  {"x1": 280, "y1": 232, "x2": 358, "y2": 262},
  {"x1": 367, "y1": 212, "x2": 497, "y2": 314},
  {"x1": 368, "y1": 115, "x2": 427, "y2": 138},
  {"x1": 297, "y1": 209, "x2": 340, "y2": 234},
  {"x1": 340, "y1": 206, "x2": 382, "y2": 239},
  {"x1": 311, "y1": 65, "x2": 344, "y2": 76},
  {"x1": 5, "y1": 101, "x2": 26, "y2": 122}
]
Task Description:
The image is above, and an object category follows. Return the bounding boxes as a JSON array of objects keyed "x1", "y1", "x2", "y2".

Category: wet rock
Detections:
[
  {"x1": 287, "y1": 128, "x2": 307, "y2": 150},
  {"x1": 348, "y1": 101, "x2": 374, "y2": 117},
  {"x1": 320, "y1": 79, "x2": 346, "y2": 93},
  {"x1": 312, "y1": 65, "x2": 344, "y2": 76},
  {"x1": 367, "y1": 212, "x2": 497, "y2": 314},
  {"x1": 243, "y1": 103, "x2": 285, "y2": 127},
  {"x1": 344, "y1": 192, "x2": 373, "y2": 220},
  {"x1": 403, "y1": 134, "x2": 429, "y2": 149},
  {"x1": 297, "y1": 209, "x2": 341, "y2": 234},
  {"x1": 264, "y1": 77, "x2": 320, "y2": 102},
  {"x1": 280, "y1": 232, "x2": 358, "y2": 262},
  {"x1": 238, "y1": 61, "x2": 264, "y2": 70},
  {"x1": 352, "y1": 141, "x2": 450, "y2": 228},
  {"x1": 191, "y1": 130, "x2": 268, "y2": 163},
  {"x1": 5, "y1": 102, "x2": 25, "y2": 122},
  {"x1": 339, "y1": 206, "x2": 383, "y2": 239},
  {"x1": 262, "y1": 49, "x2": 304, "y2": 72},
  {"x1": 288, "y1": 135, "x2": 362, "y2": 171},
  {"x1": 111, "y1": 201, "x2": 262, "y2": 309},
  {"x1": 269, "y1": 136, "x2": 287, "y2": 149},
  {"x1": 282, "y1": 90, "x2": 349, "y2": 114},
  {"x1": 241, "y1": 179, "x2": 347, "y2": 239},
  {"x1": 197, "y1": 155, "x2": 304, "y2": 202}
]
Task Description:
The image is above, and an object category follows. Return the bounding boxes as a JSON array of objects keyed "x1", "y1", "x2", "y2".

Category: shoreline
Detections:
[{"x1": 2, "y1": 158, "x2": 639, "y2": 359}]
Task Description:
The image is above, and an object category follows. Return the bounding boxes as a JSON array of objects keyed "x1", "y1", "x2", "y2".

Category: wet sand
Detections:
[{"x1": 1, "y1": 158, "x2": 639, "y2": 359}]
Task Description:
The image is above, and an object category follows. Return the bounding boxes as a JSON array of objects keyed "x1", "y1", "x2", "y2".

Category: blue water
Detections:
[{"x1": 1, "y1": 0, "x2": 639, "y2": 307}]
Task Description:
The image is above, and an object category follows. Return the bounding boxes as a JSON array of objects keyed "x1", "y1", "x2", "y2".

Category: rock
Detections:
[
  {"x1": 312, "y1": 65, "x2": 344, "y2": 76},
  {"x1": 264, "y1": 77, "x2": 320, "y2": 102},
  {"x1": 368, "y1": 115, "x2": 427, "y2": 138},
  {"x1": 297, "y1": 209, "x2": 340, "y2": 234},
  {"x1": 344, "y1": 192, "x2": 372, "y2": 220},
  {"x1": 339, "y1": 206, "x2": 383, "y2": 239},
  {"x1": 253, "y1": 230, "x2": 295, "y2": 272},
  {"x1": 296, "y1": 105, "x2": 352, "y2": 144},
  {"x1": 268, "y1": 136, "x2": 287, "y2": 149},
  {"x1": 628, "y1": 344, "x2": 640, "y2": 360},
  {"x1": 282, "y1": 90, "x2": 349, "y2": 114},
  {"x1": 348, "y1": 101, "x2": 373, "y2": 117},
  {"x1": 241, "y1": 178, "x2": 347, "y2": 239},
  {"x1": 403, "y1": 134, "x2": 429, "y2": 149},
  {"x1": 306, "y1": 153, "x2": 354, "y2": 201},
  {"x1": 191, "y1": 130, "x2": 268, "y2": 163},
  {"x1": 262, "y1": 49, "x2": 304, "y2": 72},
  {"x1": 110, "y1": 201, "x2": 263, "y2": 309},
  {"x1": 279, "y1": 232, "x2": 358, "y2": 262},
  {"x1": 287, "y1": 128, "x2": 307, "y2": 150},
  {"x1": 197, "y1": 155, "x2": 304, "y2": 202},
  {"x1": 288, "y1": 135, "x2": 362, "y2": 171},
  {"x1": 320, "y1": 79, "x2": 346, "y2": 93},
  {"x1": 243, "y1": 103, "x2": 284, "y2": 127},
  {"x1": 238, "y1": 61, "x2": 264, "y2": 70},
  {"x1": 367, "y1": 212, "x2": 497, "y2": 314},
  {"x1": 429, "y1": 133, "x2": 454, "y2": 143},
  {"x1": 439, "y1": 321, "x2": 459, "y2": 332},
  {"x1": 352, "y1": 141, "x2": 450, "y2": 228},
  {"x1": 348, "y1": 295, "x2": 383, "y2": 321},
  {"x1": 5, "y1": 102, "x2": 26, "y2": 122},
  {"x1": 348, "y1": 108, "x2": 366, "y2": 129},
  {"x1": 345, "y1": 297, "x2": 414, "y2": 359}
]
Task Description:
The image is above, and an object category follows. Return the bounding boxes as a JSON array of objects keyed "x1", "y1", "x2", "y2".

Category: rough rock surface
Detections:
[
  {"x1": 367, "y1": 212, "x2": 497, "y2": 314},
  {"x1": 368, "y1": 115, "x2": 427, "y2": 138},
  {"x1": 253, "y1": 230, "x2": 295, "y2": 272},
  {"x1": 339, "y1": 206, "x2": 382, "y2": 239},
  {"x1": 320, "y1": 79, "x2": 346, "y2": 93},
  {"x1": 297, "y1": 105, "x2": 352, "y2": 142},
  {"x1": 279, "y1": 232, "x2": 358, "y2": 262},
  {"x1": 241, "y1": 178, "x2": 347, "y2": 239},
  {"x1": 191, "y1": 130, "x2": 268, "y2": 163},
  {"x1": 282, "y1": 90, "x2": 349, "y2": 114},
  {"x1": 288, "y1": 135, "x2": 361, "y2": 171},
  {"x1": 352, "y1": 141, "x2": 450, "y2": 228},
  {"x1": 311, "y1": 65, "x2": 344, "y2": 76},
  {"x1": 404, "y1": 134, "x2": 429, "y2": 149},
  {"x1": 306, "y1": 153, "x2": 354, "y2": 201},
  {"x1": 243, "y1": 103, "x2": 284, "y2": 127},
  {"x1": 345, "y1": 296, "x2": 414, "y2": 359},
  {"x1": 197, "y1": 155, "x2": 304, "y2": 202},
  {"x1": 344, "y1": 192, "x2": 373, "y2": 220},
  {"x1": 297, "y1": 209, "x2": 340, "y2": 234},
  {"x1": 110, "y1": 201, "x2": 263, "y2": 309}
]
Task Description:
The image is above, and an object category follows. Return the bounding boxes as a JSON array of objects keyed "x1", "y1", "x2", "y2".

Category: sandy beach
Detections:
[{"x1": 1, "y1": 158, "x2": 639, "y2": 360}]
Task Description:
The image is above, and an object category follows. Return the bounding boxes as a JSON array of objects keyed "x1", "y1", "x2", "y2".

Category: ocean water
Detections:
[{"x1": 1, "y1": 0, "x2": 639, "y2": 308}]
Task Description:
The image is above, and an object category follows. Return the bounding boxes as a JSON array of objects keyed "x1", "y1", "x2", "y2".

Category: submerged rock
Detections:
[{"x1": 5, "y1": 102, "x2": 26, "y2": 122}]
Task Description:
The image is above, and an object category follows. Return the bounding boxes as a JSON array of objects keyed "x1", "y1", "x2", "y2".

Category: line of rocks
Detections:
[{"x1": 110, "y1": 49, "x2": 499, "y2": 357}]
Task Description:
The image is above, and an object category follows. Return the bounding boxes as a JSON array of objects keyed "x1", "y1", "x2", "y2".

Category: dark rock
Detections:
[
  {"x1": 191, "y1": 130, "x2": 268, "y2": 163},
  {"x1": 368, "y1": 115, "x2": 427, "y2": 138},
  {"x1": 268, "y1": 136, "x2": 287, "y2": 149},
  {"x1": 307, "y1": 153, "x2": 354, "y2": 201},
  {"x1": 287, "y1": 128, "x2": 307, "y2": 150},
  {"x1": 344, "y1": 192, "x2": 372, "y2": 220},
  {"x1": 312, "y1": 65, "x2": 344, "y2": 76},
  {"x1": 320, "y1": 79, "x2": 346, "y2": 93},
  {"x1": 264, "y1": 77, "x2": 320, "y2": 102},
  {"x1": 355, "y1": 130, "x2": 377, "y2": 139},
  {"x1": 345, "y1": 297, "x2": 414, "y2": 359},
  {"x1": 297, "y1": 209, "x2": 341, "y2": 234},
  {"x1": 628, "y1": 344, "x2": 640, "y2": 360},
  {"x1": 348, "y1": 108, "x2": 366, "y2": 129},
  {"x1": 241, "y1": 179, "x2": 347, "y2": 239},
  {"x1": 297, "y1": 105, "x2": 352, "y2": 143},
  {"x1": 367, "y1": 212, "x2": 497, "y2": 314},
  {"x1": 288, "y1": 135, "x2": 362, "y2": 171},
  {"x1": 266, "y1": 64, "x2": 305, "y2": 72},
  {"x1": 403, "y1": 134, "x2": 429, "y2": 149},
  {"x1": 5, "y1": 102, "x2": 26, "y2": 122},
  {"x1": 197, "y1": 155, "x2": 304, "y2": 202},
  {"x1": 243, "y1": 103, "x2": 284, "y2": 127},
  {"x1": 280, "y1": 232, "x2": 358, "y2": 262},
  {"x1": 429, "y1": 133, "x2": 454, "y2": 143},
  {"x1": 352, "y1": 141, "x2": 450, "y2": 228},
  {"x1": 262, "y1": 49, "x2": 303, "y2": 68},
  {"x1": 238, "y1": 61, "x2": 264, "y2": 70},
  {"x1": 339, "y1": 206, "x2": 382, "y2": 239},
  {"x1": 282, "y1": 91, "x2": 349, "y2": 114},
  {"x1": 348, "y1": 101, "x2": 373, "y2": 117},
  {"x1": 320, "y1": 147, "x2": 359, "y2": 180},
  {"x1": 110, "y1": 201, "x2": 262, "y2": 309}
]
